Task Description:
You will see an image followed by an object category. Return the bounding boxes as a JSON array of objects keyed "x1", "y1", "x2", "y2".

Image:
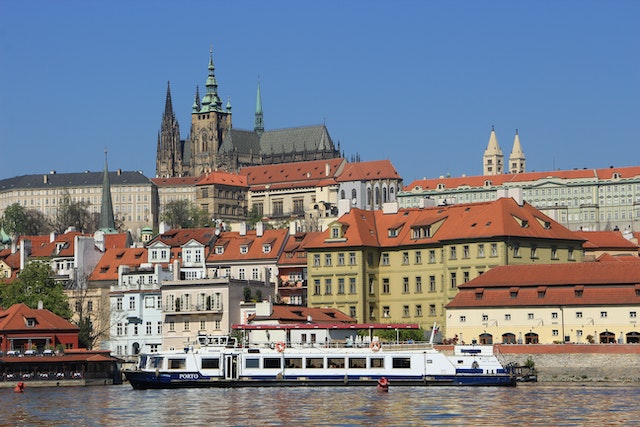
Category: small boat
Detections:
[
  {"x1": 377, "y1": 376, "x2": 389, "y2": 392},
  {"x1": 124, "y1": 334, "x2": 516, "y2": 389}
]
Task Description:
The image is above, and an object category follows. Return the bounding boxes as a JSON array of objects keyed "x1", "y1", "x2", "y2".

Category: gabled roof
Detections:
[
  {"x1": 196, "y1": 171, "x2": 248, "y2": 187},
  {"x1": 447, "y1": 261, "x2": 640, "y2": 309},
  {"x1": 208, "y1": 229, "x2": 288, "y2": 263},
  {"x1": 103, "y1": 233, "x2": 133, "y2": 249},
  {"x1": 405, "y1": 165, "x2": 640, "y2": 191},
  {"x1": 248, "y1": 305, "x2": 355, "y2": 324},
  {"x1": 575, "y1": 230, "x2": 639, "y2": 251},
  {"x1": 336, "y1": 160, "x2": 402, "y2": 182},
  {"x1": 88, "y1": 247, "x2": 148, "y2": 281},
  {"x1": 25, "y1": 231, "x2": 87, "y2": 258},
  {"x1": 277, "y1": 232, "x2": 323, "y2": 266},
  {"x1": 305, "y1": 198, "x2": 581, "y2": 250},
  {"x1": 240, "y1": 158, "x2": 346, "y2": 191},
  {"x1": 0, "y1": 303, "x2": 79, "y2": 332},
  {"x1": 147, "y1": 228, "x2": 217, "y2": 248}
]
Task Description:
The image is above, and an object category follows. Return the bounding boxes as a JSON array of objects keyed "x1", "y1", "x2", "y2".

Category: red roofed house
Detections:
[
  {"x1": 0, "y1": 303, "x2": 79, "y2": 354},
  {"x1": 446, "y1": 260, "x2": 640, "y2": 345},
  {"x1": 575, "y1": 230, "x2": 639, "y2": 260},
  {"x1": 335, "y1": 159, "x2": 403, "y2": 211},
  {"x1": 305, "y1": 197, "x2": 585, "y2": 337}
]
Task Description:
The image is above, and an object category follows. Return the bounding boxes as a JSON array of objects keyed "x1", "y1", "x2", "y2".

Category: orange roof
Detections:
[
  {"x1": 336, "y1": 160, "x2": 402, "y2": 182},
  {"x1": 103, "y1": 233, "x2": 132, "y2": 249},
  {"x1": 305, "y1": 198, "x2": 581, "y2": 249},
  {"x1": 249, "y1": 305, "x2": 355, "y2": 324},
  {"x1": 405, "y1": 165, "x2": 640, "y2": 191},
  {"x1": 151, "y1": 176, "x2": 203, "y2": 187},
  {"x1": 575, "y1": 230, "x2": 639, "y2": 251},
  {"x1": 208, "y1": 229, "x2": 288, "y2": 263},
  {"x1": 148, "y1": 228, "x2": 217, "y2": 248},
  {"x1": 277, "y1": 232, "x2": 322, "y2": 266},
  {"x1": 448, "y1": 261, "x2": 640, "y2": 309},
  {"x1": 89, "y1": 247, "x2": 148, "y2": 281},
  {"x1": 196, "y1": 171, "x2": 248, "y2": 187},
  {"x1": 240, "y1": 158, "x2": 345, "y2": 190},
  {"x1": 0, "y1": 303, "x2": 79, "y2": 332}
]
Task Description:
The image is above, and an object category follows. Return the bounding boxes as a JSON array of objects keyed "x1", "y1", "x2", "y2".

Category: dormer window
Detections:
[
  {"x1": 215, "y1": 246, "x2": 224, "y2": 255},
  {"x1": 240, "y1": 245, "x2": 248, "y2": 254},
  {"x1": 388, "y1": 228, "x2": 398, "y2": 237},
  {"x1": 26, "y1": 318, "x2": 37, "y2": 327},
  {"x1": 411, "y1": 226, "x2": 431, "y2": 239},
  {"x1": 262, "y1": 244, "x2": 271, "y2": 254},
  {"x1": 331, "y1": 227, "x2": 340, "y2": 239}
]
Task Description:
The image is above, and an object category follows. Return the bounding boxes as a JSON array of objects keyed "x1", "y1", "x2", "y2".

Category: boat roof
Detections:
[{"x1": 232, "y1": 323, "x2": 420, "y2": 331}]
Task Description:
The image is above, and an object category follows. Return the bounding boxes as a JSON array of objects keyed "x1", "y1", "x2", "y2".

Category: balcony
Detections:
[{"x1": 164, "y1": 303, "x2": 224, "y2": 315}]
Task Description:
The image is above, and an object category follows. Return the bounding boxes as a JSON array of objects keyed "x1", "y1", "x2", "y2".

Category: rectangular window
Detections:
[
  {"x1": 349, "y1": 358, "x2": 366, "y2": 369},
  {"x1": 491, "y1": 243, "x2": 498, "y2": 257},
  {"x1": 381, "y1": 253, "x2": 390, "y2": 265},
  {"x1": 349, "y1": 277, "x2": 356, "y2": 294},
  {"x1": 460, "y1": 315, "x2": 466, "y2": 322},
  {"x1": 403, "y1": 277, "x2": 409, "y2": 293},
  {"x1": 415, "y1": 251, "x2": 422, "y2": 264},
  {"x1": 552, "y1": 312, "x2": 558, "y2": 319},
  {"x1": 429, "y1": 250, "x2": 436, "y2": 263},
  {"x1": 600, "y1": 311, "x2": 608, "y2": 318},
  {"x1": 402, "y1": 252, "x2": 409, "y2": 264},
  {"x1": 403, "y1": 305, "x2": 409, "y2": 317},
  {"x1": 382, "y1": 278, "x2": 390, "y2": 294},
  {"x1": 201, "y1": 358, "x2": 220, "y2": 369},
  {"x1": 313, "y1": 254, "x2": 321, "y2": 266},
  {"x1": 528, "y1": 313, "x2": 534, "y2": 320},
  {"x1": 263, "y1": 358, "x2": 282, "y2": 369},
  {"x1": 146, "y1": 321, "x2": 152, "y2": 334},
  {"x1": 285, "y1": 358, "x2": 303, "y2": 369},
  {"x1": 328, "y1": 358, "x2": 345, "y2": 369},
  {"x1": 429, "y1": 304, "x2": 436, "y2": 316},
  {"x1": 477, "y1": 244, "x2": 485, "y2": 258},
  {"x1": 450, "y1": 272, "x2": 457, "y2": 289},
  {"x1": 576, "y1": 312, "x2": 583, "y2": 318},
  {"x1": 314, "y1": 280, "x2": 321, "y2": 295},
  {"x1": 383, "y1": 306, "x2": 390, "y2": 318},
  {"x1": 631, "y1": 311, "x2": 637, "y2": 318},
  {"x1": 416, "y1": 305, "x2": 422, "y2": 317},
  {"x1": 306, "y1": 358, "x2": 324, "y2": 369},
  {"x1": 325, "y1": 278, "x2": 332, "y2": 295},
  {"x1": 429, "y1": 276, "x2": 436, "y2": 292},
  {"x1": 449, "y1": 246, "x2": 457, "y2": 260},
  {"x1": 552, "y1": 330, "x2": 559, "y2": 336},
  {"x1": 349, "y1": 306, "x2": 356, "y2": 318},
  {"x1": 338, "y1": 278, "x2": 345, "y2": 294},
  {"x1": 463, "y1": 271, "x2": 470, "y2": 283},
  {"x1": 325, "y1": 254, "x2": 332, "y2": 266},
  {"x1": 129, "y1": 296, "x2": 135, "y2": 310},
  {"x1": 392, "y1": 358, "x2": 411, "y2": 369},
  {"x1": 349, "y1": 252, "x2": 356, "y2": 265},
  {"x1": 463, "y1": 245, "x2": 470, "y2": 258},
  {"x1": 338, "y1": 253, "x2": 345, "y2": 265},
  {"x1": 505, "y1": 314, "x2": 511, "y2": 321},
  {"x1": 415, "y1": 276, "x2": 422, "y2": 293}
]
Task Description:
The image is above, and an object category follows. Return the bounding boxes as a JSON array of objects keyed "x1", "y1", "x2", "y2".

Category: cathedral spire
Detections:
[
  {"x1": 164, "y1": 81, "x2": 174, "y2": 117},
  {"x1": 192, "y1": 85, "x2": 201, "y2": 113},
  {"x1": 254, "y1": 77, "x2": 264, "y2": 136},
  {"x1": 99, "y1": 149, "x2": 116, "y2": 232},
  {"x1": 200, "y1": 47, "x2": 223, "y2": 113}
]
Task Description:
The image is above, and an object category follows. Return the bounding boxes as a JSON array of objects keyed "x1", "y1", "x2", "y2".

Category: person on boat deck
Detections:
[{"x1": 345, "y1": 337, "x2": 353, "y2": 347}]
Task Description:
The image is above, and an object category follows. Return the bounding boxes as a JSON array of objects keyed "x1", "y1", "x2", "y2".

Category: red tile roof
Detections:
[
  {"x1": 196, "y1": 171, "x2": 248, "y2": 187},
  {"x1": 240, "y1": 158, "x2": 346, "y2": 191},
  {"x1": 447, "y1": 261, "x2": 640, "y2": 308},
  {"x1": 0, "y1": 303, "x2": 79, "y2": 332},
  {"x1": 575, "y1": 230, "x2": 639, "y2": 251},
  {"x1": 88, "y1": 247, "x2": 148, "y2": 281},
  {"x1": 405, "y1": 165, "x2": 640, "y2": 191},
  {"x1": 208, "y1": 229, "x2": 288, "y2": 262},
  {"x1": 248, "y1": 305, "x2": 355, "y2": 324},
  {"x1": 277, "y1": 232, "x2": 322, "y2": 266},
  {"x1": 336, "y1": 160, "x2": 402, "y2": 182},
  {"x1": 305, "y1": 198, "x2": 581, "y2": 249}
]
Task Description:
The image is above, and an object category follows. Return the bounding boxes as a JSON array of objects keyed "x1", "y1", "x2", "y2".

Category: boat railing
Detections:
[{"x1": 242, "y1": 340, "x2": 434, "y2": 351}]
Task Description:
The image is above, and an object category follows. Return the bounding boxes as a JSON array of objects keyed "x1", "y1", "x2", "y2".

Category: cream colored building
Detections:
[{"x1": 446, "y1": 261, "x2": 640, "y2": 345}]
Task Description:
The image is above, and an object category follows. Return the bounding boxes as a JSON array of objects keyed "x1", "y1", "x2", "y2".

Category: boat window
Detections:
[
  {"x1": 150, "y1": 357, "x2": 163, "y2": 369},
  {"x1": 263, "y1": 358, "x2": 281, "y2": 369},
  {"x1": 201, "y1": 358, "x2": 220, "y2": 369},
  {"x1": 245, "y1": 358, "x2": 259, "y2": 369},
  {"x1": 168, "y1": 358, "x2": 186, "y2": 369},
  {"x1": 392, "y1": 358, "x2": 411, "y2": 369},
  {"x1": 370, "y1": 358, "x2": 384, "y2": 368},
  {"x1": 139, "y1": 355, "x2": 148, "y2": 369},
  {"x1": 348, "y1": 358, "x2": 366, "y2": 369},
  {"x1": 426, "y1": 359, "x2": 433, "y2": 364},
  {"x1": 328, "y1": 358, "x2": 345, "y2": 369},
  {"x1": 305, "y1": 358, "x2": 324, "y2": 369},
  {"x1": 285, "y1": 358, "x2": 303, "y2": 368}
]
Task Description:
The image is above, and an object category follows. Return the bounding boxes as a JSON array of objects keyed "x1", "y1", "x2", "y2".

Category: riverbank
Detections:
[{"x1": 438, "y1": 343, "x2": 640, "y2": 382}]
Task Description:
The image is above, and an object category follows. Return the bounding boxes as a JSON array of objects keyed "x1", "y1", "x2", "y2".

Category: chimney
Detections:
[
  {"x1": 289, "y1": 221, "x2": 298, "y2": 235},
  {"x1": 256, "y1": 221, "x2": 264, "y2": 237},
  {"x1": 325, "y1": 163, "x2": 330, "y2": 177},
  {"x1": 239, "y1": 222, "x2": 247, "y2": 236},
  {"x1": 43, "y1": 174, "x2": 48, "y2": 184},
  {"x1": 173, "y1": 259, "x2": 181, "y2": 281},
  {"x1": 37, "y1": 301, "x2": 43, "y2": 310},
  {"x1": 50, "y1": 231, "x2": 57, "y2": 243}
]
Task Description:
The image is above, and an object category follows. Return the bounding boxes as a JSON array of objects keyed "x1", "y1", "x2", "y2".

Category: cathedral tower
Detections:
[
  {"x1": 483, "y1": 126, "x2": 504, "y2": 175},
  {"x1": 189, "y1": 48, "x2": 232, "y2": 176},
  {"x1": 508, "y1": 129, "x2": 526, "y2": 174},
  {"x1": 156, "y1": 82, "x2": 182, "y2": 177}
]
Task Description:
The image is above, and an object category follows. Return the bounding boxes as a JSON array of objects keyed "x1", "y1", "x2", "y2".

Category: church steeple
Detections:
[
  {"x1": 156, "y1": 81, "x2": 182, "y2": 178},
  {"x1": 254, "y1": 78, "x2": 264, "y2": 136},
  {"x1": 99, "y1": 149, "x2": 116, "y2": 232},
  {"x1": 199, "y1": 47, "x2": 223, "y2": 113},
  {"x1": 483, "y1": 125, "x2": 504, "y2": 175},
  {"x1": 508, "y1": 129, "x2": 526, "y2": 174}
]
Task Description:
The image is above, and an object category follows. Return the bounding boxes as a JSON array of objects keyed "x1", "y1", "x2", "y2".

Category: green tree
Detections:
[
  {"x1": 1, "y1": 203, "x2": 29, "y2": 237},
  {"x1": 50, "y1": 193, "x2": 94, "y2": 234},
  {"x1": 1, "y1": 262, "x2": 72, "y2": 319},
  {"x1": 77, "y1": 315, "x2": 94, "y2": 349},
  {"x1": 161, "y1": 199, "x2": 210, "y2": 229}
]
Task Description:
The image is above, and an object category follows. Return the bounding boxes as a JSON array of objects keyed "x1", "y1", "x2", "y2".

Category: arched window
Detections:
[
  {"x1": 502, "y1": 332, "x2": 516, "y2": 344},
  {"x1": 340, "y1": 190, "x2": 346, "y2": 199},
  {"x1": 383, "y1": 187, "x2": 388, "y2": 203},
  {"x1": 599, "y1": 331, "x2": 615, "y2": 344},
  {"x1": 351, "y1": 189, "x2": 357, "y2": 203},
  {"x1": 375, "y1": 187, "x2": 380, "y2": 206},
  {"x1": 367, "y1": 188, "x2": 372, "y2": 206},
  {"x1": 524, "y1": 332, "x2": 539, "y2": 344},
  {"x1": 479, "y1": 333, "x2": 493, "y2": 345}
]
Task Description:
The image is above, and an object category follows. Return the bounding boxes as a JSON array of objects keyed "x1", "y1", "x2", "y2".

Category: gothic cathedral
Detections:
[{"x1": 156, "y1": 49, "x2": 341, "y2": 178}]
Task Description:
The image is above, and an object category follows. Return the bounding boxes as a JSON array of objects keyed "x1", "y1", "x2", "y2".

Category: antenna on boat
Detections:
[{"x1": 429, "y1": 322, "x2": 438, "y2": 345}]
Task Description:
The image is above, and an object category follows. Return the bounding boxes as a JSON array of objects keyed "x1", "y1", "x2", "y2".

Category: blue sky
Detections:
[{"x1": 1, "y1": 1, "x2": 638, "y2": 184}]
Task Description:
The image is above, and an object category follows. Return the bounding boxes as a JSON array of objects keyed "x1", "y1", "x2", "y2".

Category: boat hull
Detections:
[{"x1": 124, "y1": 371, "x2": 516, "y2": 389}]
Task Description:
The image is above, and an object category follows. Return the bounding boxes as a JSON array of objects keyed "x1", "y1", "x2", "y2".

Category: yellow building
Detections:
[
  {"x1": 305, "y1": 198, "x2": 584, "y2": 336},
  {"x1": 446, "y1": 261, "x2": 640, "y2": 344}
]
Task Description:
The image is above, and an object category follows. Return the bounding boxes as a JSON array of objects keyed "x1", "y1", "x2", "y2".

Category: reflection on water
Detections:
[{"x1": 1, "y1": 383, "x2": 638, "y2": 426}]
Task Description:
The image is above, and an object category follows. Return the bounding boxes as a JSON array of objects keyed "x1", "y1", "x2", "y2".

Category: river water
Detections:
[{"x1": 1, "y1": 383, "x2": 638, "y2": 426}]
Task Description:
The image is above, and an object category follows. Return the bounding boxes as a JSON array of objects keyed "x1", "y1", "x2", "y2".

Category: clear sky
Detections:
[{"x1": 1, "y1": 1, "x2": 638, "y2": 184}]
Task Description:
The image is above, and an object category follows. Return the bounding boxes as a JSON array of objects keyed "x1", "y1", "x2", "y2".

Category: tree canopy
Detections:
[
  {"x1": 1, "y1": 262, "x2": 72, "y2": 319},
  {"x1": 160, "y1": 199, "x2": 210, "y2": 229}
]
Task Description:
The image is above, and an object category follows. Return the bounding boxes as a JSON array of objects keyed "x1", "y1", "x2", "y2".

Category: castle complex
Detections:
[{"x1": 156, "y1": 49, "x2": 341, "y2": 178}]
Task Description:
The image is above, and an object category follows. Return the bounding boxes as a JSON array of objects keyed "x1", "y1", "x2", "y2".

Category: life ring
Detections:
[
  {"x1": 370, "y1": 341, "x2": 381, "y2": 352},
  {"x1": 275, "y1": 342, "x2": 286, "y2": 352}
]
